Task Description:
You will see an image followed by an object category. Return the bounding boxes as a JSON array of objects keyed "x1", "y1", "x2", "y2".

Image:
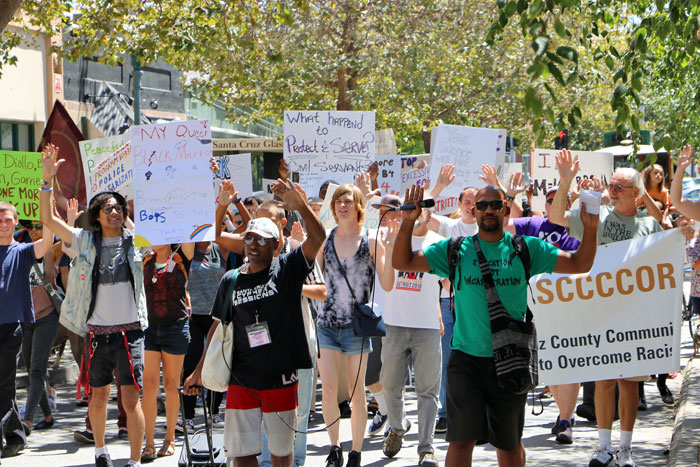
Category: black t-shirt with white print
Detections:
[{"x1": 211, "y1": 246, "x2": 313, "y2": 390}]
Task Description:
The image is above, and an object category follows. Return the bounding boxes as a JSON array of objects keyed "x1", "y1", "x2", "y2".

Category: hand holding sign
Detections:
[{"x1": 41, "y1": 143, "x2": 64, "y2": 182}]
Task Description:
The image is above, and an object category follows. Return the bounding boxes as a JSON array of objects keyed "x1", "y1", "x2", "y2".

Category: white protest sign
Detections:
[
  {"x1": 261, "y1": 178, "x2": 277, "y2": 201},
  {"x1": 429, "y1": 124, "x2": 506, "y2": 198},
  {"x1": 213, "y1": 153, "x2": 253, "y2": 202},
  {"x1": 284, "y1": 110, "x2": 375, "y2": 193},
  {"x1": 80, "y1": 134, "x2": 133, "y2": 200},
  {"x1": 530, "y1": 149, "x2": 613, "y2": 212},
  {"x1": 401, "y1": 154, "x2": 431, "y2": 191},
  {"x1": 532, "y1": 229, "x2": 684, "y2": 385},
  {"x1": 131, "y1": 119, "x2": 216, "y2": 246},
  {"x1": 499, "y1": 162, "x2": 523, "y2": 185},
  {"x1": 299, "y1": 172, "x2": 354, "y2": 199},
  {"x1": 375, "y1": 155, "x2": 401, "y2": 197}
]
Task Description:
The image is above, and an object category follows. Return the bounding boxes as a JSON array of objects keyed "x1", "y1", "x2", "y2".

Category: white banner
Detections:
[
  {"x1": 530, "y1": 149, "x2": 613, "y2": 212},
  {"x1": 283, "y1": 111, "x2": 375, "y2": 193},
  {"x1": 375, "y1": 155, "x2": 401, "y2": 197},
  {"x1": 80, "y1": 134, "x2": 133, "y2": 201},
  {"x1": 532, "y1": 229, "x2": 684, "y2": 385},
  {"x1": 131, "y1": 119, "x2": 216, "y2": 246},
  {"x1": 213, "y1": 153, "x2": 253, "y2": 202},
  {"x1": 429, "y1": 124, "x2": 506, "y2": 198}
]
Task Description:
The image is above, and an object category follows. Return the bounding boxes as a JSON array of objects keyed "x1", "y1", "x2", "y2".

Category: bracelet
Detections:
[
  {"x1": 40, "y1": 186, "x2": 53, "y2": 192},
  {"x1": 506, "y1": 195, "x2": 515, "y2": 202},
  {"x1": 233, "y1": 197, "x2": 242, "y2": 204},
  {"x1": 41, "y1": 180, "x2": 52, "y2": 186}
]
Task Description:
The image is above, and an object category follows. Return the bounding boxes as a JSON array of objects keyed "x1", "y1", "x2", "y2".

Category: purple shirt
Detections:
[{"x1": 513, "y1": 216, "x2": 580, "y2": 252}]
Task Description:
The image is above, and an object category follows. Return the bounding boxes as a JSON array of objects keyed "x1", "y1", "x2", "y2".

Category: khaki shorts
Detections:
[
  {"x1": 622, "y1": 376, "x2": 649, "y2": 382},
  {"x1": 223, "y1": 384, "x2": 298, "y2": 458}
]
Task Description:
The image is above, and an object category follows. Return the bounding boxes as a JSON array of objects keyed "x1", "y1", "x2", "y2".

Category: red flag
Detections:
[{"x1": 38, "y1": 100, "x2": 86, "y2": 210}]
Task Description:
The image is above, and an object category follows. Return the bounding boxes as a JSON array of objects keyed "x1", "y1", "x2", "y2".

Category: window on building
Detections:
[{"x1": 0, "y1": 122, "x2": 35, "y2": 151}]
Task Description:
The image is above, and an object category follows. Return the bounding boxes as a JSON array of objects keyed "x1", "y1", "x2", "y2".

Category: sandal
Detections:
[
  {"x1": 158, "y1": 440, "x2": 176, "y2": 457},
  {"x1": 141, "y1": 445, "x2": 157, "y2": 463}
]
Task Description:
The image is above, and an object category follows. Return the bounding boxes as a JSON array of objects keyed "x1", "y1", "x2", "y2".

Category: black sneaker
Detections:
[
  {"x1": 326, "y1": 445, "x2": 343, "y2": 467},
  {"x1": 659, "y1": 385, "x2": 675, "y2": 405},
  {"x1": 346, "y1": 450, "x2": 361, "y2": 467},
  {"x1": 1, "y1": 442, "x2": 24, "y2": 458},
  {"x1": 576, "y1": 403, "x2": 596, "y2": 422},
  {"x1": 435, "y1": 417, "x2": 447, "y2": 434},
  {"x1": 74, "y1": 429, "x2": 95, "y2": 444},
  {"x1": 552, "y1": 416, "x2": 575, "y2": 435},
  {"x1": 95, "y1": 453, "x2": 113, "y2": 467},
  {"x1": 638, "y1": 397, "x2": 648, "y2": 411}
]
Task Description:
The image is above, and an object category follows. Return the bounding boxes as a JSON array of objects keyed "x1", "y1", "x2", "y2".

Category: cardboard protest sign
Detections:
[
  {"x1": 131, "y1": 120, "x2": 216, "y2": 246},
  {"x1": 532, "y1": 229, "x2": 683, "y2": 385},
  {"x1": 0, "y1": 150, "x2": 41, "y2": 220},
  {"x1": 80, "y1": 134, "x2": 132, "y2": 201},
  {"x1": 284, "y1": 111, "x2": 375, "y2": 194},
  {"x1": 429, "y1": 124, "x2": 506, "y2": 198},
  {"x1": 299, "y1": 172, "x2": 354, "y2": 199},
  {"x1": 213, "y1": 153, "x2": 253, "y2": 203},
  {"x1": 375, "y1": 155, "x2": 401, "y2": 197},
  {"x1": 530, "y1": 149, "x2": 613, "y2": 212}
]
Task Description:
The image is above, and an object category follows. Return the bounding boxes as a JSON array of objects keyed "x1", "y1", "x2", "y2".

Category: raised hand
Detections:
[
  {"x1": 218, "y1": 180, "x2": 238, "y2": 207},
  {"x1": 290, "y1": 221, "x2": 306, "y2": 243},
  {"x1": 67, "y1": 198, "x2": 84, "y2": 227},
  {"x1": 294, "y1": 183, "x2": 309, "y2": 204},
  {"x1": 676, "y1": 145, "x2": 695, "y2": 174},
  {"x1": 271, "y1": 178, "x2": 305, "y2": 211},
  {"x1": 209, "y1": 156, "x2": 220, "y2": 174},
  {"x1": 479, "y1": 164, "x2": 500, "y2": 187},
  {"x1": 367, "y1": 161, "x2": 379, "y2": 182},
  {"x1": 402, "y1": 184, "x2": 424, "y2": 224},
  {"x1": 416, "y1": 159, "x2": 427, "y2": 170},
  {"x1": 380, "y1": 219, "x2": 400, "y2": 250},
  {"x1": 506, "y1": 172, "x2": 526, "y2": 198},
  {"x1": 356, "y1": 172, "x2": 380, "y2": 199},
  {"x1": 41, "y1": 143, "x2": 64, "y2": 181},
  {"x1": 555, "y1": 150, "x2": 580, "y2": 183},
  {"x1": 435, "y1": 164, "x2": 456, "y2": 190},
  {"x1": 278, "y1": 159, "x2": 290, "y2": 180}
]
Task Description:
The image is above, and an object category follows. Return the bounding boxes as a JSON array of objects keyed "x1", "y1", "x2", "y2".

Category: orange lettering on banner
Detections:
[
  {"x1": 556, "y1": 277, "x2": 574, "y2": 302},
  {"x1": 536, "y1": 278, "x2": 554, "y2": 304},
  {"x1": 575, "y1": 275, "x2": 594, "y2": 300},
  {"x1": 636, "y1": 266, "x2": 654, "y2": 292},
  {"x1": 657, "y1": 263, "x2": 675, "y2": 289},
  {"x1": 596, "y1": 272, "x2": 614, "y2": 298},
  {"x1": 616, "y1": 269, "x2": 633, "y2": 295}
]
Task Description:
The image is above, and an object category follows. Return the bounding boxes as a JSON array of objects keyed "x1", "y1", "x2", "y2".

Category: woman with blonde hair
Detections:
[{"x1": 316, "y1": 182, "x2": 396, "y2": 467}]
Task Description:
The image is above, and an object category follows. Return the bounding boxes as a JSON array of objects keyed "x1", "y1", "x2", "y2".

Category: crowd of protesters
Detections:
[{"x1": 2, "y1": 142, "x2": 700, "y2": 467}]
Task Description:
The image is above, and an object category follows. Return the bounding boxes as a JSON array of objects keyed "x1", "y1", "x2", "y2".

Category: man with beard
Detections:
[{"x1": 392, "y1": 184, "x2": 599, "y2": 467}]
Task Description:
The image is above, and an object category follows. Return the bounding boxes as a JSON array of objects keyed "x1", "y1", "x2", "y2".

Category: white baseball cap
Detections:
[{"x1": 244, "y1": 217, "x2": 280, "y2": 240}]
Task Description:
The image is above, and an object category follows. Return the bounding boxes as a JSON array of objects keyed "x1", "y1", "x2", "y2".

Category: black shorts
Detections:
[
  {"x1": 446, "y1": 350, "x2": 526, "y2": 451},
  {"x1": 144, "y1": 318, "x2": 190, "y2": 355},
  {"x1": 87, "y1": 330, "x2": 144, "y2": 389}
]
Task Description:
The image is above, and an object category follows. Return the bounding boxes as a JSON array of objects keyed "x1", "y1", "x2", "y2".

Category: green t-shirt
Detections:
[
  {"x1": 567, "y1": 205, "x2": 663, "y2": 245},
  {"x1": 423, "y1": 232, "x2": 559, "y2": 357}
]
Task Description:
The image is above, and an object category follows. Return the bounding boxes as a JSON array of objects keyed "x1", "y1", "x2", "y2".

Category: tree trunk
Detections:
[{"x1": 0, "y1": 0, "x2": 23, "y2": 33}]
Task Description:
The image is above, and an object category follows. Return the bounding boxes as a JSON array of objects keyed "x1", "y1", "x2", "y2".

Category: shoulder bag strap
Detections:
[
  {"x1": 328, "y1": 229, "x2": 359, "y2": 303},
  {"x1": 220, "y1": 269, "x2": 240, "y2": 325},
  {"x1": 472, "y1": 235, "x2": 511, "y2": 321},
  {"x1": 511, "y1": 235, "x2": 534, "y2": 322}
]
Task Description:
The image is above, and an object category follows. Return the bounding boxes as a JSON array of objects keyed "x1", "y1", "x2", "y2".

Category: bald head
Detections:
[{"x1": 476, "y1": 185, "x2": 507, "y2": 202}]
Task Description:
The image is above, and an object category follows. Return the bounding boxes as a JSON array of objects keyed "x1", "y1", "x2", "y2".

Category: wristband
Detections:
[
  {"x1": 233, "y1": 197, "x2": 242, "y2": 204},
  {"x1": 40, "y1": 186, "x2": 53, "y2": 192},
  {"x1": 506, "y1": 195, "x2": 515, "y2": 202},
  {"x1": 41, "y1": 180, "x2": 52, "y2": 186}
]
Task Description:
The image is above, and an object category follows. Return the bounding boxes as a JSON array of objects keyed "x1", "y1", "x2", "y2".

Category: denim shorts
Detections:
[
  {"x1": 317, "y1": 325, "x2": 372, "y2": 355},
  {"x1": 144, "y1": 318, "x2": 190, "y2": 355},
  {"x1": 87, "y1": 330, "x2": 144, "y2": 388}
]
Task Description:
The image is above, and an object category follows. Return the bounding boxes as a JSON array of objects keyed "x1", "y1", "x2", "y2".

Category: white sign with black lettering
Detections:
[
  {"x1": 531, "y1": 229, "x2": 684, "y2": 385},
  {"x1": 530, "y1": 149, "x2": 613, "y2": 212}
]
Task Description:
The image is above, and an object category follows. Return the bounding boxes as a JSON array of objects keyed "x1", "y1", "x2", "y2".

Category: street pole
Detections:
[{"x1": 131, "y1": 54, "x2": 142, "y2": 125}]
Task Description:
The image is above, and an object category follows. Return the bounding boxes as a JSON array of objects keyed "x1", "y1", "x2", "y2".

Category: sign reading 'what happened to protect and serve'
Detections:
[
  {"x1": 284, "y1": 111, "x2": 375, "y2": 193},
  {"x1": 131, "y1": 119, "x2": 216, "y2": 246},
  {"x1": 0, "y1": 150, "x2": 42, "y2": 220}
]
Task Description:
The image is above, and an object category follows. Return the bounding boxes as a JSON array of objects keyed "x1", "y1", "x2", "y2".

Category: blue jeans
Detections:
[
  {"x1": 438, "y1": 298, "x2": 454, "y2": 418},
  {"x1": 22, "y1": 311, "x2": 59, "y2": 422},
  {"x1": 259, "y1": 359, "x2": 316, "y2": 466}
]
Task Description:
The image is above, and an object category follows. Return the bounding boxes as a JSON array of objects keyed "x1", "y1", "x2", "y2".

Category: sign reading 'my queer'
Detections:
[
  {"x1": 0, "y1": 150, "x2": 42, "y2": 220},
  {"x1": 131, "y1": 120, "x2": 216, "y2": 246},
  {"x1": 284, "y1": 111, "x2": 375, "y2": 194}
]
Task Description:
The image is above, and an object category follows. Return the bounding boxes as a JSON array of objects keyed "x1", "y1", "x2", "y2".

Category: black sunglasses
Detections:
[
  {"x1": 102, "y1": 204, "x2": 123, "y2": 214},
  {"x1": 475, "y1": 200, "x2": 505, "y2": 211}
]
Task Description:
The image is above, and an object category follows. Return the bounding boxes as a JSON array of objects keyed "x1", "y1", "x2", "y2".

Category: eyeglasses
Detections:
[
  {"x1": 243, "y1": 235, "x2": 271, "y2": 246},
  {"x1": 27, "y1": 223, "x2": 42, "y2": 230},
  {"x1": 607, "y1": 184, "x2": 634, "y2": 192},
  {"x1": 102, "y1": 204, "x2": 123, "y2": 214},
  {"x1": 475, "y1": 200, "x2": 505, "y2": 211}
]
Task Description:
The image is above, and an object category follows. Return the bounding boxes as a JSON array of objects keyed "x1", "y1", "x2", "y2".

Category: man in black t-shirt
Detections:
[{"x1": 184, "y1": 179, "x2": 326, "y2": 467}]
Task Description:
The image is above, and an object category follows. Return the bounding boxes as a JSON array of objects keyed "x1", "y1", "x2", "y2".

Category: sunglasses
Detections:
[
  {"x1": 27, "y1": 223, "x2": 43, "y2": 230},
  {"x1": 546, "y1": 198, "x2": 555, "y2": 205},
  {"x1": 243, "y1": 234, "x2": 271, "y2": 246},
  {"x1": 102, "y1": 204, "x2": 123, "y2": 214},
  {"x1": 475, "y1": 200, "x2": 505, "y2": 211}
]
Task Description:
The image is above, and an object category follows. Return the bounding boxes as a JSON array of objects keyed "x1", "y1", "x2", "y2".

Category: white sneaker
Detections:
[
  {"x1": 212, "y1": 414, "x2": 224, "y2": 428},
  {"x1": 616, "y1": 446, "x2": 636, "y2": 467},
  {"x1": 175, "y1": 418, "x2": 195, "y2": 434},
  {"x1": 588, "y1": 447, "x2": 614, "y2": 467}
]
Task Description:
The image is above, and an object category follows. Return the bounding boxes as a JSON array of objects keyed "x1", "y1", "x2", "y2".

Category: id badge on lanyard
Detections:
[{"x1": 246, "y1": 310, "x2": 271, "y2": 348}]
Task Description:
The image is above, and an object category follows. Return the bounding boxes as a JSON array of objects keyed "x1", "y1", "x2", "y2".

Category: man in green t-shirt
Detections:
[
  {"x1": 393, "y1": 183, "x2": 599, "y2": 467},
  {"x1": 549, "y1": 150, "x2": 663, "y2": 467}
]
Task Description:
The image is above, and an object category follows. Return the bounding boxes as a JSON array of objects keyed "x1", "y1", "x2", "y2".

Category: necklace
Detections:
[{"x1": 152, "y1": 255, "x2": 171, "y2": 283}]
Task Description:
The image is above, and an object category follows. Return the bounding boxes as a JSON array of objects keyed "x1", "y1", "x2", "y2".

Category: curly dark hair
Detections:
[{"x1": 87, "y1": 192, "x2": 129, "y2": 231}]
